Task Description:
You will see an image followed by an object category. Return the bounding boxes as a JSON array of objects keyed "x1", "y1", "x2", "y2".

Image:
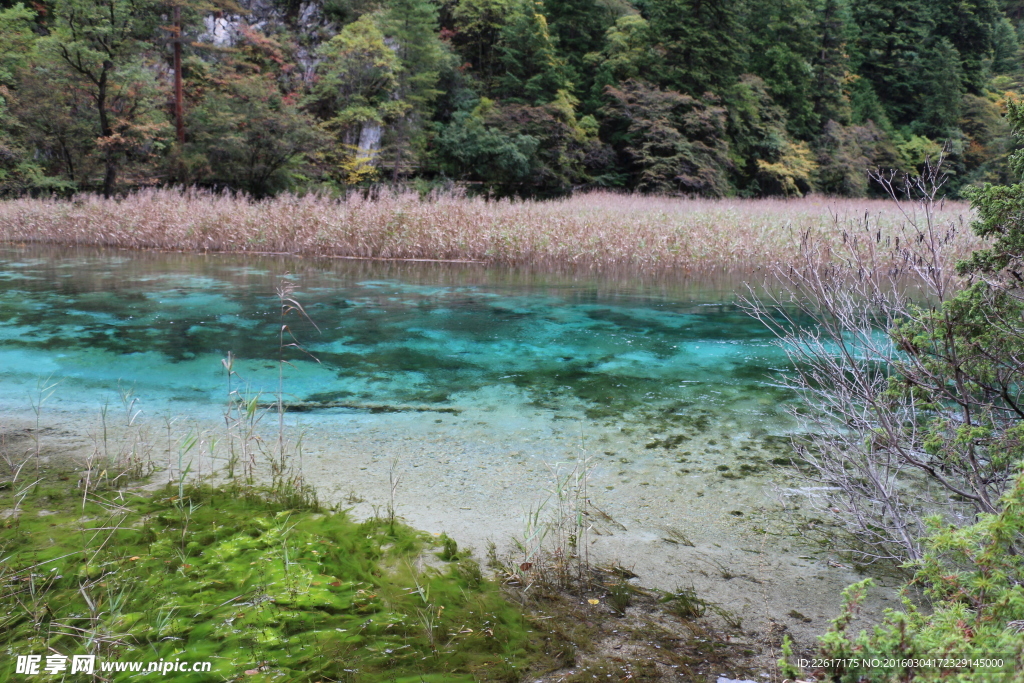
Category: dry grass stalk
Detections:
[{"x1": 0, "y1": 189, "x2": 979, "y2": 274}]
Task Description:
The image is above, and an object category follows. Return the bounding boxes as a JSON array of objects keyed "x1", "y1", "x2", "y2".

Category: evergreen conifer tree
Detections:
[
  {"x1": 743, "y1": 0, "x2": 818, "y2": 138},
  {"x1": 380, "y1": 0, "x2": 448, "y2": 178},
  {"x1": 929, "y1": 0, "x2": 999, "y2": 92},
  {"x1": 991, "y1": 16, "x2": 1020, "y2": 74},
  {"x1": 640, "y1": 0, "x2": 746, "y2": 96},
  {"x1": 496, "y1": 1, "x2": 574, "y2": 104},
  {"x1": 919, "y1": 37, "x2": 966, "y2": 137},
  {"x1": 849, "y1": 0, "x2": 934, "y2": 127},
  {"x1": 811, "y1": 0, "x2": 853, "y2": 127}
]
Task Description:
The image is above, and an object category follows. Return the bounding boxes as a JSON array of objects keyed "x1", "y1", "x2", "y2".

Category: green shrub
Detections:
[{"x1": 784, "y1": 467, "x2": 1024, "y2": 682}]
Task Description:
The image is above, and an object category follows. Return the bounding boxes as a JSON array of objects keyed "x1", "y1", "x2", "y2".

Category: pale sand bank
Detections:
[{"x1": 2, "y1": 394, "x2": 901, "y2": 656}]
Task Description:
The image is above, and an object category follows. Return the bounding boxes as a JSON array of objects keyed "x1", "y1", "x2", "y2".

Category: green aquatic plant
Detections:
[{"x1": 659, "y1": 586, "x2": 707, "y2": 619}]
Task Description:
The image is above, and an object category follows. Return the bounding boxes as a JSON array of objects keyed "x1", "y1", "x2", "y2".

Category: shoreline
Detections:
[
  {"x1": 1, "y1": 396, "x2": 903, "y2": 659},
  {"x1": 0, "y1": 225, "x2": 933, "y2": 676}
]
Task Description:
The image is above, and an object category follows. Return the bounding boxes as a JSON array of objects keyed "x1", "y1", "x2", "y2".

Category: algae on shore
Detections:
[{"x1": 0, "y1": 483, "x2": 536, "y2": 682}]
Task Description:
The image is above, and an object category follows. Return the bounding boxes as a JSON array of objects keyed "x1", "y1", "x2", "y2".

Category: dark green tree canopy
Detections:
[{"x1": 1, "y1": 0, "x2": 1022, "y2": 197}]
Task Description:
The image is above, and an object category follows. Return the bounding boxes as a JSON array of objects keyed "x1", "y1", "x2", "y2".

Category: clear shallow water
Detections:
[
  {"x1": 0, "y1": 252, "x2": 899, "y2": 647},
  {"x1": 0, "y1": 246, "x2": 795, "y2": 440}
]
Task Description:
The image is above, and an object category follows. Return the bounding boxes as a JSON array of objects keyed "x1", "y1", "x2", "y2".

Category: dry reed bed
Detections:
[{"x1": 0, "y1": 189, "x2": 981, "y2": 273}]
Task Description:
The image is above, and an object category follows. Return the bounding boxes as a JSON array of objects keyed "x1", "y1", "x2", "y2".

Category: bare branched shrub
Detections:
[{"x1": 746, "y1": 162, "x2": 1020, "y2": 564}]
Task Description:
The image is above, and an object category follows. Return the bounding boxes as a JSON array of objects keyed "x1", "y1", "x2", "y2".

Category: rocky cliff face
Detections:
[
  {"x1": 196, "y1": 0, "x2": 386, "y2": 161},
  {"x1": 198, "y1": 0, "x2": 335, "y2": 82}
]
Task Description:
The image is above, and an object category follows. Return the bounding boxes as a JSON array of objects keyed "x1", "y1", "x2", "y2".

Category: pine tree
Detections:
[
  {"x1": 640, "y1": 0, "x2": 746, "y2": 96},
  {"x1": 810, "y1": 0, "x2": 852, "y2": 127},
  {"x1": 495, "y1": 1, "x2": 574, "y2": 105},
  {"x1": 999, "y1": 0, "x2": 1024, "y2": 25},
  {"x1": 381, "y1": 0, "x2": 446, "y2": 113},
  {"x1": 918, "y1": 37, "x2": 966, "y2": 138},
  {"x1": 545, "y1": 0, "x2": 608, "y2": 60},
  {"x1": 544, "y1": 0, "x2": 613, "y2": 96},
  {"x1": 380, "y1": 0, "x2": 448, "y2": 178},
  {"x1": 848, "y1": 77, "x2": 893, "y2": 131},
  {"x1": 929, "y1": 0, "x2": 999, "y2": 92},
  {"x1": 450, "y1": 0, "x2": 522, "y2": 88},
  {"x1": 991, "y1": 16, "x2": 1020, "y2": 74},
  {"x1": 849, "y1": 0, "x2": 934, "y2": 128},
  {"x1": 586, "y1": 14, "x2": 657, "y2": 109},
  {"x1": 743, "y1": 0, "x2": 818, "y2": 138},
  {"x1": 721, "y1": 73, "x2": 822, "y2": 196}
]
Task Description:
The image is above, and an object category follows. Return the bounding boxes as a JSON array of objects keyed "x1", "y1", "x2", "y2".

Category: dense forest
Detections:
[{"x1": 1, "y1": 0, "x2": 1022, "y2": 198}]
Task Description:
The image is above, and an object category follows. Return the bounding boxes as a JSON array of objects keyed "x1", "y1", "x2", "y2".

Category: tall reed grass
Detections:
[{"x1": 0, "y1": 189, "x2": 981, "y2": 273}]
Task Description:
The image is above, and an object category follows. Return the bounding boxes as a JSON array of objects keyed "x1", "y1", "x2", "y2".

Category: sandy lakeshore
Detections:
[{"x1": 3, "y1": 389, "x2": 901, "y2": 666}]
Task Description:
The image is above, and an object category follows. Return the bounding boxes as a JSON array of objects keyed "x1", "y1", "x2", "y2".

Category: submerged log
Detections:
[{"x1": 260, "y1": 400, "x2": 461, "y2": 414}]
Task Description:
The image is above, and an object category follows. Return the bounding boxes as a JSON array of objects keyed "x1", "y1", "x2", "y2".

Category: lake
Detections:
[
  {"x1": 0, "y1": 245, "x2": 889, "y2": 640},
  {"x1": 0, "y1": 246, "x2": 793, "y2": 428}
]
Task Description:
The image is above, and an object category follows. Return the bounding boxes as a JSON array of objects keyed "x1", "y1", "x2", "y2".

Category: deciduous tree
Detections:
[
  {"x1": 601, "y1": 79, "x2": 732, "y2": 195},
  {"x1": 38, "y1": 0, "x2": 167, "y2": 196},
  {"x1": 306, "y1": 15, "x2": 406, "y2": 184}
]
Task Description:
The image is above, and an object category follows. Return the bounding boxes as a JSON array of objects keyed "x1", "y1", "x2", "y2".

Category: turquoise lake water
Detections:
[
  {"x1": 0, "y1": 246, "x2": 795, "y2": 440},
  {"x1": 3, "y1": 246, "x2": 903, "y2": 643}
]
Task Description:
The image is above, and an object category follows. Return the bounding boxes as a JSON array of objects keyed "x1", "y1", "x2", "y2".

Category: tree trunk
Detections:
[
  {"x1": 97, "y1": 63, "x2": 117, "y2": 198},
  {"x1": 392, "y1": 124, "x2": 405, "y2": 185},
  {"x1": 102, "y1": 159, "x2": 117, "y2": 198},
  {"x1": 173, "y1": 5, "x2": 185, "y2": 144}
]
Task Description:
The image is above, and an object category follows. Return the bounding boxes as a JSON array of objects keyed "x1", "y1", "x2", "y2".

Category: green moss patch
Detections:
[{"x1": 0, "y1": 484, "x2": 539, "y2": 682}]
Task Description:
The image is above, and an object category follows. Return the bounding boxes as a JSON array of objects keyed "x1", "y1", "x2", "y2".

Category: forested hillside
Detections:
[{"x1": 0, "y1": 0, "x2": 1021, "y2": 198}]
